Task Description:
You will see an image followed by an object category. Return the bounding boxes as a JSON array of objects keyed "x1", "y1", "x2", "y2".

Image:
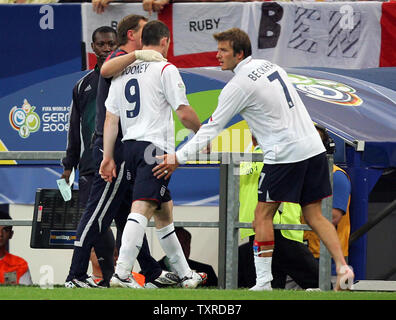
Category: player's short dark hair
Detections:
[
  {"x1": 213, "y1": 28, "x2": 252, "y2": 58},
  {"x1": 92, "y1": 26, "x2": 117, "y2": 43},
  {"x1": 142, "y1": 20, "x2": 170, "y2": 46},
  {"x1": 117, "y1": 14, "x2": 147, "y2": 46}
]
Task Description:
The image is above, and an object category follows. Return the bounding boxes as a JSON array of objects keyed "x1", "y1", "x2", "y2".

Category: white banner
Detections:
[
  {"x1": 246, "y1": 2, "x2": 382, "y2": 68},
  {"x1": 172, "y1": 3, "x2": 249, "y2": 55},
  {"x1": 81, "y1": 2, "x2": 383, "y2": 69}
]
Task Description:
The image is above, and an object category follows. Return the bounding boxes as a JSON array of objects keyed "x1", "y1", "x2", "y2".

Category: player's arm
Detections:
[
  {"x1": 176, "y1": 104, "x2": 209, "y2": 153},
  {"x1": 151, "y1": 104, "x2": 201, "y2": 180},
  {"x1": 153, "y1": 83, "x2": 245, "y2": 179},
  {"x1": 101, "y1": 50, "x2": 166, "y2": 78},
  {"x1": 175, "y1": 105, "x2": 201, "y2": 133},
  {"x1": 61, "y1": 84, "x2": 81, "y2": 183},
  {"x1": 152, "y1": 66, "x2": 203, "y2": 179},
  {"x1": 152, "y1": 116, "x2": 224, "y2": 180},
  {"x1": 99, "y1": 111, "x2": 119, "y2": 182},
  {"x1": 101, "y1": 52, "x2": 137, "y2": 78},
  {"x1": 175, "y1": 83, "x2": 245, "y2": 164}
]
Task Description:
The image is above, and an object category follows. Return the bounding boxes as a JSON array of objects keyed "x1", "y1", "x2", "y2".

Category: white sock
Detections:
[
  {"x1": 156, "y1": 223, "x2": 191, "y2": 279},
  {"x1": 254, "y1": 256, "x2": 273, "y2": 285},
  {"x1": 115, "y1": 212, "x2": 147, "y2": 279}
]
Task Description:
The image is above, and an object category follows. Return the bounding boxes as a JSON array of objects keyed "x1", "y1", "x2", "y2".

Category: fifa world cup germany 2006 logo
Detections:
[
  {"x1": 288, "y1": 74, "x2": 363, "y2": 107},
  {"x1": 9, "y1": 99, "x2": 41, "y2": 139}
]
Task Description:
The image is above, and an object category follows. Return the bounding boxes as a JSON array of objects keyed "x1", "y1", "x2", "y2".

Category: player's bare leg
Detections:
[
  {"x1": 112, "y1": 200, "x2": 156, "y2": 288},
  {"x1": 250, "y1": 201, "x2": 280, "y2": 291},
  {"x1": 154, "y1": 201, "x2": 189, "y2": 278},
  {"x1": 154, "y1": 201, "x2": 206, "y2": 288},
  {"x1": 302, "y1": 200, "x2": 354, "y2": 291},
  {"x1": 154, "y1": 199, "x2": 173, "y2": 228}
]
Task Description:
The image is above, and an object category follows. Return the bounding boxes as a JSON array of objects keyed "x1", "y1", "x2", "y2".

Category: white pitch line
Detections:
[
  {"x1": 183, "y1": 195, "x2": 219, "y2": 206},
  {"x1": 0, "y1": 193, "x2": 15, "y2": 204}
]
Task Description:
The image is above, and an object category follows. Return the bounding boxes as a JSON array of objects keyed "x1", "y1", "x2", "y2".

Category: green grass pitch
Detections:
[{"x1": 1, "y1": 286, "x2": 396, "y2": 300}]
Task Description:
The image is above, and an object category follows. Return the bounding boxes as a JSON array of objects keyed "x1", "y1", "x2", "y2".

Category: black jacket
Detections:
[{"x1": 61, "y1": 66, "x2": 99, "y2": 176}]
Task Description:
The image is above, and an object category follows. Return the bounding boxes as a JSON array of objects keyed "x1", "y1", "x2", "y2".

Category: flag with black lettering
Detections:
[
  {"x1": 246, "y1": 2, "x2": 382, "y2": 69},
  {"x1": 167, "y1": 2, "x2": 383, "y2": 69},
  {"x1": 80, "y1": 2, "x2": 393, "y2": 69}
]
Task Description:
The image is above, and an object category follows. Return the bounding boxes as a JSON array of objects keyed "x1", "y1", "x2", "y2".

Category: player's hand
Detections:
[
  {"x1": 152, "y1": 154, "x2": 179, "y2": 180},
  {"x1": 135, "y1": 50, "x2": 167, "y2": 62},
  {"x1": 99, "y1": 157, "x2": 117, "y2": 182},
  {"x1": 61, "y1": 169, "x2": 72, "y2": 184}
]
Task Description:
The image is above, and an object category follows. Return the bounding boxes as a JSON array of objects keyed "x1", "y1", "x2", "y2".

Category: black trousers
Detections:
[
  {"x1": 238, "y1": 231, "x2": 319, "y2": 289},
  {"x1": 66, "y1": 137, "x2": 162, "y2": 284},
  {"x1": 77, "y1": 173, "x2": 116, "y2": 284}
]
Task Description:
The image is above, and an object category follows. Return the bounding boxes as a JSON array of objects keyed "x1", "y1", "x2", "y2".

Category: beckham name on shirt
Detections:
[
  {"x1": 247, "y1": 61, "x2": 274, "y2": 81},
  {"x1": 122, "y1": 62, "x2": 150, "y2": 76}
]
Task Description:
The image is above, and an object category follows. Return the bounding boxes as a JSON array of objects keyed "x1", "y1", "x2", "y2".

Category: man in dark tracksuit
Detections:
[
  {"x1": 65, "y1": 16, "x2": 179, "y2": 288},
  {"x1": 62, "y1": 26, "x2": 119, "y2": 287}
]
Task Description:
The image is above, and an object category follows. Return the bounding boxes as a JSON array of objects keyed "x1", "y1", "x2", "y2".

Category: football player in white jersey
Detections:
[
  {"x1": 153, "y1": 28, "x2": 354, "y2": 291},
  {"x1": 99, "y1": 20, "x2": 206, "y2": 289}
]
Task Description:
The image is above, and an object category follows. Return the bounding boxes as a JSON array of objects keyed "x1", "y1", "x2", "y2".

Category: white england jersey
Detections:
[
  {"x1": 105, "y1": 60, "x2": 189, "y2": 153},
  {"x1": 176, "y1": 57, "x2": 325, "y2": 164}
]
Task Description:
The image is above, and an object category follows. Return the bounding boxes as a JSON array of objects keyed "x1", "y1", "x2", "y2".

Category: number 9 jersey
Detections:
[{"x1": 105, "y1": 60, "x2": 189, "y2": 154}]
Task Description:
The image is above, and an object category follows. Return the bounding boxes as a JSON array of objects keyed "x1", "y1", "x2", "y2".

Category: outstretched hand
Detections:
[{"x1": 152, "y1": 154, "x2": 179, "y2": 180}]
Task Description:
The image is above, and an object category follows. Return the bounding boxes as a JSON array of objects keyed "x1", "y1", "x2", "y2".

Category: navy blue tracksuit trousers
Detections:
[{"x1": 66, "y1": 136, "x2": 162, "y2": 284}]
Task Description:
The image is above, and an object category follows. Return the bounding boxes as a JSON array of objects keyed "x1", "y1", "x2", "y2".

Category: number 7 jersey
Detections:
[
  {"x1": 105, "y1": 60, "x2": 189, "y2": 154},
  {"x1": 176, "y1": 57, "x2": 325, "y2": 164}
]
